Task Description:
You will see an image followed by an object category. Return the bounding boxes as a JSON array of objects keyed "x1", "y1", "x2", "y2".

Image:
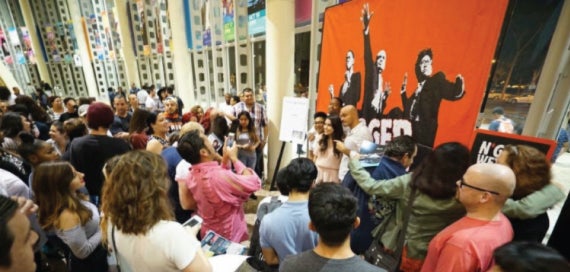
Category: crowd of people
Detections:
[{"x1": 0, "y1": 83, "x2": 568, "y2": 272}]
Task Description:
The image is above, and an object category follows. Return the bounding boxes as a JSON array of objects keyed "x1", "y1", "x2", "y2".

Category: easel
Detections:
[
  {"x1": 269, "y1": 142, "x2": 305, "y2": 190},
  {"x1": 270, "y1": 96, "x2": 310, "y2": 190}
]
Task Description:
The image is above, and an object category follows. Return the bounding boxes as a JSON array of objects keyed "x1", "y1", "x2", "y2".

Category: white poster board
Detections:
[{"x1": 279, "y1": 97, "x2": 309, "y2": 143}]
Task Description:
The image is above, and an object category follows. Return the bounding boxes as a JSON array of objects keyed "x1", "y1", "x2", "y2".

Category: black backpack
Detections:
[{"x1": 247, "y1": 196, "x2": 284, "y2": 261}]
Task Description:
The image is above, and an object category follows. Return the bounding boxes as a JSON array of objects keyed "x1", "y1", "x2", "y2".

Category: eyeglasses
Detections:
[{"x1": 457, "y1": 178, "x2": 500, "y2": 196}]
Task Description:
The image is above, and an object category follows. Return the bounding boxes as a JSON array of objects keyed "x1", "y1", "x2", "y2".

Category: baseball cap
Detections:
[{"x1": 78, "y1": 104, "x2": 90, "y2": 117}]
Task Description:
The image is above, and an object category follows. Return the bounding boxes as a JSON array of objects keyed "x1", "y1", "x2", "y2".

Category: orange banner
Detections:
[{"x1": 317, "y1": 0, "x2": 508, "y2": 148}]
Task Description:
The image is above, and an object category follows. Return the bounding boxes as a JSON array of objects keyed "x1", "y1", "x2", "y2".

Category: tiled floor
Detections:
[{"x1": 545, "y1": 152, "x2": 570, "y2": 243}]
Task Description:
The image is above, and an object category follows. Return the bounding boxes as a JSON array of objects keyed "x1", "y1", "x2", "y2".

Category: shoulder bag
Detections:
[{"x1": 364, "y1": 186, "x2": 417, "y2": 271}]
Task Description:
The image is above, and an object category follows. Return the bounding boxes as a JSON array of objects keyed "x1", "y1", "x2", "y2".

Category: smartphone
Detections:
[
  {"x1": 183, "y1": 215, "x2": 203, "y2": 227},
  {"x1": 227, "y1": 133, "x2": 235, "y2": 148}
]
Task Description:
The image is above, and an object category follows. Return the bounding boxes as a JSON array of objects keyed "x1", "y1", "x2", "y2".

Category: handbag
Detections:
[
  {"x1": 364, "y1": 239, "x2": 399, "y2": 270},
  {"x1": 364, "y1": 187, "x2": 417, "y2": 271}
]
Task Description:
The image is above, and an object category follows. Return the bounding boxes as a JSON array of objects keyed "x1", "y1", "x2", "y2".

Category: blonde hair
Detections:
[
  {"x1": 100, "y1": 151, "x2": 173, "y2": 245},
  {"x1": 180, "y1": 121, "x2": 205, "y2": 135}
]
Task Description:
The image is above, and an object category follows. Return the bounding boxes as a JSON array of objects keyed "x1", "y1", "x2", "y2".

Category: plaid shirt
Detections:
[{"x1": 231, "y1": 102, "x2": 268, "y2": 140}]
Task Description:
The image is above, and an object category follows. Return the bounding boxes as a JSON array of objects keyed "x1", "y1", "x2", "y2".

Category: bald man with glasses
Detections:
[{"x1": 421, "y1": 163, "x2": 516, "y2": 272}]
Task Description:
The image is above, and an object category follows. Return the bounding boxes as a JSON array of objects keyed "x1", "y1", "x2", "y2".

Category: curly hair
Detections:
[
  {"x1": 32, "y1": 162, "x2": 92, "y2": 230},
  {"x1": 501, "y1": 145, "x2": 551, "y2": 200},
  {"x1": 100, "y1": 151, "x2": 173, "y2": 245},
  {"x1": 181, "y1": 105, "x2": 204, "y2": 124},
  {"x1": 15, "y1": 95, "x2": 50, "y2": 123}
]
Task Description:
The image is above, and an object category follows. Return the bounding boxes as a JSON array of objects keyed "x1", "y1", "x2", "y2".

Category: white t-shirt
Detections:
[
  {"x1": 109, "y1": 220, "x2": 201, "y2": 272},
  {"x1": 145, "y1": 95, "x2": 157, "y2": 112},
  {"x1": 175, "y1": 160, "x2": 192, "y2": 184},
  {"x1": 0, "y1": 169, "x2": 31, "y2": 198},
  {"x1": 338, "y1": 122, "x2": 372, "y2": 180}
]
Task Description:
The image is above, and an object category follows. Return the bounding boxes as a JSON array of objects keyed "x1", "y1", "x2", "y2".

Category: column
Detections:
[
  {"x1": 115, "y1": 0, "x2": 140, "y2": 87},
  {"x1": 266, "y1": 0, "x2": 295, "y2": 184},
  {"x1": 523, "y1": 0, "x2": 570, "y2": 139},
  {"x1": 18, "y1": 0, "x2": 50, "y2": 84},
  {"x1": 168, "y1": 0, "x2": 195, "y2": 107},
  {"x1": 66, "y1": 0, "x2": 98, "y2": 98},
  {"x1": 0, "y1": 61, "x2": 20, "y2": 89}
]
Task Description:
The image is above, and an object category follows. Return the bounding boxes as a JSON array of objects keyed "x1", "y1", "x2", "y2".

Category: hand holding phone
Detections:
[
  {"x1": 183, "y1": 215, "x2": 203, "y2": 237},
  {"x1": 183, "y1": 215, "x2": 203, "y2": 227},
  {"x1": 226, "y1": 133, "x2": 235, "y2": 148}
]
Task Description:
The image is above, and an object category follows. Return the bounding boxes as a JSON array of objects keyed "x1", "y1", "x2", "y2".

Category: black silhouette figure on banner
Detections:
[
  {"x1": 329, "y1": 50, "x2": 361, "y2": 107},
  {"x1": 401, "y1": 49, "x2": 465, "y2": 147},
  {"x1": 360, "y1": 3, "x2": 390, "y2": 122}
]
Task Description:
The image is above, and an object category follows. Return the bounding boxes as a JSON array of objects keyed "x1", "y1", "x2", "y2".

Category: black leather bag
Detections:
[
  {"x1": 364, "y1": 187, "x2": 417, "y2": 271},
  {"x1": 364, "y1": 239, "x2": 399, "y2": 271}
]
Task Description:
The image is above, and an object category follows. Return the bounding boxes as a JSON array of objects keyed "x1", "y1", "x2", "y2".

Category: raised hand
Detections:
[
  {"x1": 401, "y1": 73, "x2": 408, "y2": 92},
  {"x1": 384, "y1": 81, "x2": 392, "y2": 96},
  {"x1": 360, "y1": 3, "x2": 374, "y2": 34},
  {"x1": 11, "y1": 196, "x2": 38, "y2": 216},
  {"x1": 456, "y1": 74, "x2": 465, "y2": 91},
  {"x1": 334, "y1": 140, "x2": 350, "y2": 156}
]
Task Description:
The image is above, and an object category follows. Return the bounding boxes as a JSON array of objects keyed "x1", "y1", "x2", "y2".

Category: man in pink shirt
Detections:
[
  {"x1": 177, "y1": 130, "x2": 261, "y2": 242},
  {"x1": 421, "y1": 163, "x2": 516, "y2": 272}
]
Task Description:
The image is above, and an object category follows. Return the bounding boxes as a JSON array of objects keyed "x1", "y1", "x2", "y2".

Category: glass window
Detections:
[
  {"x1": 252, "y1": 40, "x2": 265, "y2": 100},
  {"x1": 481, "y1": 0, "x2": 563, "y2": 134}
]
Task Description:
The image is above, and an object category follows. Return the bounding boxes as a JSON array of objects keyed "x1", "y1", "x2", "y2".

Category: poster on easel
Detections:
[{"x1": 279, "y1": 97, "x2": 309, "y2": 144}]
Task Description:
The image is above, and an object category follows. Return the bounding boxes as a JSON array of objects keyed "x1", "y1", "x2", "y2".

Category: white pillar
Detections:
[
  {"x1": 266, "y1": 0, "x2": 295, "y2": 184},
  {"x1": 18, "y1": 0, "x2": 50, "y2": 84},
  {"x1": 115, "y1": 0, "x2": 140, "y2": 87},
  {"x1": 168, "y1": 0, "x2": 196, "y2": 107},
  {"x1": 66, "y1": 0, "x2": 98, "y2": 98},
  {"x1": 522, "y1": 0, "x2": 570, "y2": 138},
  {"x1": 0, "y1": 61, "x2": 21, "y2": 90}
]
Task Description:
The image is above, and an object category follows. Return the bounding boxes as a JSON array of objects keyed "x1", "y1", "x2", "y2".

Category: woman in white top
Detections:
[
  {"x1": 47, "y1": 95, "x2": 65, "y2": 121},
  {"x1": 100, "y1": 151, "x2": 212, "y2": 272}
]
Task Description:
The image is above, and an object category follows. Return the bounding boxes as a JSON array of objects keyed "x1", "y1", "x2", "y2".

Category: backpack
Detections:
[
  {"x1": 498, "y1": 117, "x2": 515, "y2": 133},
  {"x1": 247, "y1": 196, "x2": 284, "y2": 260}
]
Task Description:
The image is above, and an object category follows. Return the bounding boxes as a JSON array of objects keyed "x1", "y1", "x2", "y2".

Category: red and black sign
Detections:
[{"x1": 470, "y1": 129, "x2": 556, "y2": 164}]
